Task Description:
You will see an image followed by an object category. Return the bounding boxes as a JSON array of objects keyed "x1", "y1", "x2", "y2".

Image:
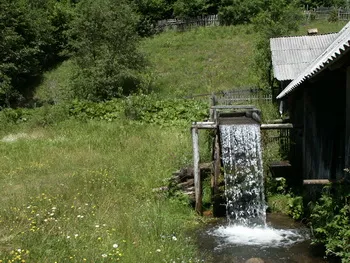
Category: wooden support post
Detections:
[
  {"x1": 212, "y1": 130, "x2": 221, "y2": 216},
  {"x1": 192, "y1": 127, "x2": 202, "y2": 215}
]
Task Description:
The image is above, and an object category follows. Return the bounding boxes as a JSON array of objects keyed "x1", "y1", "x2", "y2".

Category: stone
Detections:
[{"x1": 245, "y1": 258, "x2": 265, "y2": 263}]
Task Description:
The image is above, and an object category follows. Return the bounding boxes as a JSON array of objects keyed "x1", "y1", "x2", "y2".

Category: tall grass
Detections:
[{"x1": 0, "y1": 119, "x2": 206, "y2": 262}]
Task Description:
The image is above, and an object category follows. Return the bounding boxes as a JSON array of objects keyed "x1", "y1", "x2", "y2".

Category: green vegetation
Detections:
[
  {"x1": 0, "y1": 101, "x2": 209, "y2": 262},
  {"x1": 141, "y1": 25, "x2": 258, "y2": 96},
  {"x1": 309, "y1": 184, "x2": 350, "y2": 262},
  {"x1": 2, "y1": 0, "x2": 350, "y2": 260}
]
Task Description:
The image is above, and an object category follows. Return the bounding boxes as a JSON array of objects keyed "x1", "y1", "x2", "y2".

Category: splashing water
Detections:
[
  {"x1": 220, "y1": 124, "x2": 266, "y2": 226},
  {"x1": 215, "y1": 123, "x2": 308, "y2": 248}
]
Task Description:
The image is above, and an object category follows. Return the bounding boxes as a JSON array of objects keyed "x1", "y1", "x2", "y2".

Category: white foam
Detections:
[{"x1": 210, "y1": 225, "x2": 308, "y2": 248}]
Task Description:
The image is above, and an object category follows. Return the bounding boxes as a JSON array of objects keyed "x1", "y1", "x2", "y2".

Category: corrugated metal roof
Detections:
[
  {"x1": 270, "y1": 33, "x2": 337, "y2": 81},
  {"x1": 277, "y1": 21, "x2": 350, "y2": 99}
]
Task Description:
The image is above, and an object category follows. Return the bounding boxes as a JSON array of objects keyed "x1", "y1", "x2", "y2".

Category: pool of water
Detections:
[{"x1": 196, "y1": 213, "x2": 327, "y2": 263}]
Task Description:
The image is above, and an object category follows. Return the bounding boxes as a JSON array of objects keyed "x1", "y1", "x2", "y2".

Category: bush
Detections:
[
  {"x1": 69, "y1": 0, "x2": 147, "y2": 101},
  {"x1": 310, "y1": 184, "x2": 350, "y2": 262},
  {"x1": 124, "y1": 94, "x2": 208, "y2": 126},
  {"x1": 218, "y1": 0, "x2": 263, "y2": 25}
]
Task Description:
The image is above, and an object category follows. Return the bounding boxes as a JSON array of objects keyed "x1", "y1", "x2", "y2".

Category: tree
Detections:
[
  {"x1": 218, "y1": 0, "x2": 264, "y2": 25},
  {"x1": 253, "y1": 0, "x2": 303, "y2": 89},
  {"x1": 69, "y1": 0, "x2": 147, "y2": 101},
  {"x1": 0, "y1": 0, "x2": 74, "y2": 107}
]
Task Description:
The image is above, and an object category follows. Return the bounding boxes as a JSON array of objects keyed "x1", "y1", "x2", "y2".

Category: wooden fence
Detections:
[
  {"x1": 186, "y1": 88, "x2": 273, "y2": 104},
  {"x1": 304, "y1": 7, "x2": 350, "y2": 21},
  {"x1": 157, "y1": 15, "x2": 219, "y2": 32}
]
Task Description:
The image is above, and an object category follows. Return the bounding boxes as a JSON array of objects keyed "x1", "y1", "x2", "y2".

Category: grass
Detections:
[
  {"x1": 0, "y1": 118, "x2": 208, "y2": 262},
  {"x1": 141, "y1": 25, "x2": 259, "y2": 97}
]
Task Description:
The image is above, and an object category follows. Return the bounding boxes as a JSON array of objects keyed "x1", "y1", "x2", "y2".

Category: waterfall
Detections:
[{"x1": 219, "y1": 123, "x2": 266, "y2": 226}]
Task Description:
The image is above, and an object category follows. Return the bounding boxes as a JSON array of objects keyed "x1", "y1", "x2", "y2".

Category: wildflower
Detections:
[
  {"x1": 172, "y1": 236, "x2": 177, "y2": 241},
  {"x1": 67, "y1": 236, "x2": 71, "y2": 239},
  {"x1": 95, "y1": 224, "x2": 100, "y2": 228},
  {"x1": 113, "y1": 244, "x2": 119, "y2": 249},
  {"x1": 102, "y1": 254, "x2": 107, "y2": 258},
  {"x1": 156, "y1": 249, "x2": 161, "y2": 252},
  {"x1": 74, "y1": 234, "x2": 79, "y2": 238},
  {"x1": 52, "y1": 207, "x2": 57, "y2": 210}
]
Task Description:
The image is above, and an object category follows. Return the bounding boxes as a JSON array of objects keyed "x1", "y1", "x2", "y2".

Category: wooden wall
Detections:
[{"x1": 289, "y1": 69, "x2": 346, "y2": 182}]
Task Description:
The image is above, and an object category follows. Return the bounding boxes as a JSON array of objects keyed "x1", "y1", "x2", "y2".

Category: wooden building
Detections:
[{"x1": 275, "y1": 22, "x2": 350, "y2": 185}]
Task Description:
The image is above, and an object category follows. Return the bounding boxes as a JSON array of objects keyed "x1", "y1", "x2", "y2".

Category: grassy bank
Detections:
[{"x1": 0, "y1": 117, "x2": 207, "y2": 262}]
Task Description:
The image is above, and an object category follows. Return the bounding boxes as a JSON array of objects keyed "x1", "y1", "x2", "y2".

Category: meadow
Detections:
[{"x1": 0, "y1": 116, "x2": 209, "y2": 262}]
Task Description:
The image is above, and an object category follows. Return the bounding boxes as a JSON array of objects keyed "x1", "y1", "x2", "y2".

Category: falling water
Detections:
[
  {"x1": 219, "y1": 123, "x2": 266, "y2": 226},
  {"x1": 206, "y1": 122, "x2": 309, "y2": 256}
]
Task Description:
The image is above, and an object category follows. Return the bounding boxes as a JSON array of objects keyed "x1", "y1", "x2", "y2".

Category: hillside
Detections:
[{"x1": 35, "y1": 21, "x2": 347, "y2": 101}]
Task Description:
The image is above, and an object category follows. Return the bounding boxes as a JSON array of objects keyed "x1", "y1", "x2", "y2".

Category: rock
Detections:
[{"x1": 245, "y1": 258, "x2": 265, "y2": 263}]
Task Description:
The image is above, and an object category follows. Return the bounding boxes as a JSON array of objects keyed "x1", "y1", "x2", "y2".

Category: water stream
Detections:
[{"x1": 201, "y1": 123, "x2": 321, "y2": 262}]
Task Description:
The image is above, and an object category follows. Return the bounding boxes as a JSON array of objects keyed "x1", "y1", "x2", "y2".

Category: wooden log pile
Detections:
[{"x1": 167, "y1": 163, "x2": 212, "y2": 204}]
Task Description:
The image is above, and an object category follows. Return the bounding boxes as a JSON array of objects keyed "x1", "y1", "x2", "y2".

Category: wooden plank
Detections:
[
  {"x1": 192, "y1": 127, "x2": 202, "y2": 215},
  {"x1": 261, "y1": 123, "x2": 293, "y2": 129},
  {"x1": 192, "y1": 122, "x2": 216, "y2": 129},
  {"x1": 303, "y1": 179, "x2": 333, "y2": 185},
  {"x1": 211, "y1": 105, "x2": 256, "y2": 109}
]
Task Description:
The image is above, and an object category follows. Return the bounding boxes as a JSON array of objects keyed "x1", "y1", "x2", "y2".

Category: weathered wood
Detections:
[
  {"x1": 260, "y1": 123, "x2": 293, "y2": 129},
  {"x1": 345, "y1": 67, "x2": 350, "y2": 168},
  {"x1": 213, "y1": 133, "x2": 221, "y2": 193},
  {"x1": 192, "y1": 122, "x2": 216, "y2": 129},
  {"x1": 211, "y1": 105, "x2": 256, "y2": 110},
  {"x1": 191, "y1": 127, "x2": 202, "y2": 215},
  {"x1": 303, "y1": 179, "x2": 333, "y2": 185}
]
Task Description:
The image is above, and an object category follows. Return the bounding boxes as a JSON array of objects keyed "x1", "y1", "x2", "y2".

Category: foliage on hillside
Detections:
[{"x1": 310, "y1": 183, "x2": 350, "y2": 262}]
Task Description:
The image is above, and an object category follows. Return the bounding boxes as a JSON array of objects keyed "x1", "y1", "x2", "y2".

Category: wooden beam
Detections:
[
  {"x1": 192, "y1": 122, "x2": 216, "y2": 129},
  {"x1": 303, "y1": 179, "x2": 333, "y2": 185},
  {"x1": 261, "y1": 123, "x2": 293, "y2": 129},
  {"x1": 191, "y1": 127, "x2": 202, "y2": 215},
  {"x1": 211, "y1": 105, "x2": 256, "y2": 110}
]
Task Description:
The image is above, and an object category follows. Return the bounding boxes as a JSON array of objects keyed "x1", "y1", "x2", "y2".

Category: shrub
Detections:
[
  {"x1": 310, "y1": 184, "x2": 350, "y2": 262},
  {"x1": 123, "y1": 94, "x2": 208, "y2": 126},
  {"x1": 69, "y1": 0, "x2": 147, "y2": 101}
]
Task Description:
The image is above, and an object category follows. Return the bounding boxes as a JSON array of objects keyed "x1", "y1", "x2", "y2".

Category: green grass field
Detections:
[{"x1": 0, "y1": 119, "x2": 208, "y2": 262}]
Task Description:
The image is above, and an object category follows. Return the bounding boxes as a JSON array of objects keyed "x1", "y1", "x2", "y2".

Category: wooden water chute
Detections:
[{"x1": 191, "y1": 105, "x2": 294, "y2": 215}]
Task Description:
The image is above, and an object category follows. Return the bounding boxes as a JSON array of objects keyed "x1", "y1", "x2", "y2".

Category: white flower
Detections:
[
  {"x1": 172, "y1": 236, "x2": 177, "y2": 241},
  {"x1": 156, "y1": 249, "x2": 161, "y2": 252},
  {"x1": 113, "y1": 244, "x2": 119, "y2": 249},
  {"x1": 17, "y1": 249, "x2": 22, "y2": 253},
  {"x1": 52, "y1": 207, "x2": 57, "y2": 210},
  {"x1": 102, "y1": 254, "x2": 107, "y2": 258},
  {"x1": 74, "y1": 234, "x2": 79, "y2": 238},
  {"x1": 67, "y1": 236, "x2": 71, "y2": 239},
  {"x1": 95, "y1": 224, "x2": 100, "y2": 228}
]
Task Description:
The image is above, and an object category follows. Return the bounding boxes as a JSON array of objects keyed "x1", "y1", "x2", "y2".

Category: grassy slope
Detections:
[
  {"x1": 141, "y1": 25, "x2": 258, "y2": 97},
  {"x1": 141, "y1": 21, "x2": 347, "y2": 97}
]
